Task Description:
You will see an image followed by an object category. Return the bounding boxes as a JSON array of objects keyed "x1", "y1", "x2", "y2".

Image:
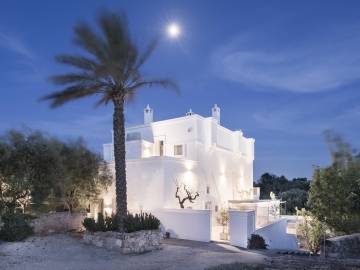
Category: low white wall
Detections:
[
  {"x1": 229, "y1": 210, "x2": 255, "y2": 248},
  {"x1": 31, "y1": 211, "x2": 87, "y2": 235},
  {"x1": 255, "y1": 218, "x2": 288, "y2": 249},
  {"x1": 286, "y1": 233, "x2": 300, "y2": 250},
  {"x1": 160, "y1": 208, "x2": 211, "y2": 242}
]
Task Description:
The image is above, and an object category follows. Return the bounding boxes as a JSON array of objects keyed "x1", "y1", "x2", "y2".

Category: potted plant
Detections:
[{"x1": 216, "y1": 206, "x2": 229, "y2": 240}]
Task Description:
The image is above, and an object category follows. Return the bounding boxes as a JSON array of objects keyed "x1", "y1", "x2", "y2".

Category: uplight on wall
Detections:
[
  {"x1": 104, "y1": 202, "x2": 112, "y2": 214},
  {"x1": 220, "y1": 174, "x2": 226, "y2": 184}
]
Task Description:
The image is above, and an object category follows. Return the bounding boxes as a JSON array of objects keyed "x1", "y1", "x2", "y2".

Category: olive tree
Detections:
[{"x1": 307, "y1": 130, "x2": 360, "y2": 235}]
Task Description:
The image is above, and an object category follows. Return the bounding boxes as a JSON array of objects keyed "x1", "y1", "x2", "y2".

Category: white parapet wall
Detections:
[
  {"x1": 160, "y1": 208, "x2": 212, "y2": 242},
  {"x1": 31, "y1": 211, "x2": 87, "y2": 235},
  {"x1": 286, "y1": 233, "x2": 300, "y2": 250},
  {"x1": 255, "y1": 218, "x2": 289, "y2": 249},
  {"x1": 229, "y1": 210, "x2": 255, "y2": 248}
]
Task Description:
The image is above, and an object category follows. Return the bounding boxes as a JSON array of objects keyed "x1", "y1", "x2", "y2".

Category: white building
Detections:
[
  {"x1": 98, "y1": 105, "x2": 297, "y2": 249},
  {"x1": 101, "y1": 104, "x2": 255, "y2": 214}
]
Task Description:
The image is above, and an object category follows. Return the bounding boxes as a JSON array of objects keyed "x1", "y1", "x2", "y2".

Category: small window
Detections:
[
  {"x1": 204, "y1": 201, "x2": 212, "y2": 210},
  {"x1": 174, "y1": 145, "x2": 182, "y2": 156},
  {"x1": 206, "y1": 185, "x2": 210, "y2": 195},
  {"x1": 215, "y1": 205, "x2": 218, "y2": 212},
  {"x1": 126, "y1": 132, "x2": 141, "y2": 141}
]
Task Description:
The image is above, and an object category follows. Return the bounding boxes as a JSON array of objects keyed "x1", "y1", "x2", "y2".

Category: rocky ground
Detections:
[
  {"x1": 1, "y1": 232, "x2": 360, "y2": 270},
  {"x1": 208, "y1": 256, "x2": 360, "y2": 269}
]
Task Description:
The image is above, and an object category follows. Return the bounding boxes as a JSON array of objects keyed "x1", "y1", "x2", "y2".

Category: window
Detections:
[
  {"x1": 215, "y1": 205, "x2": 218, "y2": 212},
  {"x1": 174, "y1": 145, "x2": 182, "y2": 156},
  {"x1": 206, "y1": 185, "x2": 210, "y2": 195},
  {"x1": 126, "y1": 132, "x2": 141, "y2": 141},
  {"x1": 204, "y1": 201, "x2": 212, "y2": 210}
]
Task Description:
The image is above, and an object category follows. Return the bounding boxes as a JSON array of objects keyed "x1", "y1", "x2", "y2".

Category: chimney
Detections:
[
  {"x1": 212, "y1": 104, "x2": 220, "y2": 124},
  {"x1": 186, "y1": 109, "x2": 195, "y2": 116},
  {"x1": 144, "y1": 104, "x2": 153, "y2": 124}
]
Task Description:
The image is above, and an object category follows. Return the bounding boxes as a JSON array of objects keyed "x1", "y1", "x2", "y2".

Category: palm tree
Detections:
[{"x1": 40, "y1": 9, "x2": 178, "y2": 229}]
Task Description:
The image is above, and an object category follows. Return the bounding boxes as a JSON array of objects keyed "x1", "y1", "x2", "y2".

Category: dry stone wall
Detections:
[
  {"x1": 83, "y1": 229, "x2": 164, "y2": 254},
  {"x1": 31, "y1": 211, "x2": 87, "y2": 235},
  {"x1": 322, "y1": 233, "x2": 360, "y2": 258}
]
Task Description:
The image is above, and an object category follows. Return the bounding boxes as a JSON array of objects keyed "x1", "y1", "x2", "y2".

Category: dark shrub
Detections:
[
  {"x1": 247, "y1": 234, "x2": 268, "y2": 250},
  {"x1": 82, "y1": 212, "x2": 119, "y2": 232},
  {"x1": 123, "y1": 211, "x2": 160, "y2": 233},
  {"x1": 0, "y1": 213, "x2": 34, "y2": 242}
]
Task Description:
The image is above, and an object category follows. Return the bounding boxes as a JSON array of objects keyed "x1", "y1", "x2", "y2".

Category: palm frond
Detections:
[
  {"x1": 73, "y1": 23, "x2": 108, "y2": 64},
  {"x1": 126, "y1": 79, "x2": 179, "y2": 98},
  {"x1": 39, "y1": 85, "x2": 100, "y2": 108},
  {"x1": 134, "y1": 37, "x2": 158, "y2": 71},
  {"x1": 94, "y1": 92, "x2": 113, "y2": 107},
  {"x1": 98, "y1": 9, "x2": 130, "y2": 66},
  {"x1": 55, "y1": 55, "x2": 96, "y2": 71},
  {"x1": 49, "y1": 72, "x2": 103, "y2": 86}
]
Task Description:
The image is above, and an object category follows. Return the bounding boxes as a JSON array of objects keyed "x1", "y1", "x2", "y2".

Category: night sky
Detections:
[{"x1": 1, "y1": 0, "x2": 359, "y2": 181}]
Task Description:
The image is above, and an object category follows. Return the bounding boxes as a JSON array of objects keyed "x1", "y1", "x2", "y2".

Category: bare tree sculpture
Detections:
[{"x1": 174, "y1": 179, "x2": 200, "y2": 209}]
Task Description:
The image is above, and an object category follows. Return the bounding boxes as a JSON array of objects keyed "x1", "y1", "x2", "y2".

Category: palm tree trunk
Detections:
[{"x1": 113, "y1": 97, "x2": 127, "y2": 229}]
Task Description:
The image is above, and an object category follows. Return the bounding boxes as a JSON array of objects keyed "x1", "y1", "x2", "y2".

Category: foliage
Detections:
[
  {"x1": 0, "y1": 127, "x2": 62, "y2": 214},
  {"x1": 277, "y1": 189, "x2": 308, "y2": 214},
  {"x1": 82, "y1": 212, "x2": 120, "y2": 232},
  {"x1": 296, "y1": 208, "x2": 328, "y2": 254},
  {"x1": 0, "y1": 127, "x2": 113, "y2": 215},
  {"x1": 0, "y1": 212, "x2": 34, "y2": 242},
  {"x1": 307, "y1": 130, "x2": 360, "y2": 235},
  {"x1": 254, "y1": 173, "x2": 309, "y2": 199},
  {"x1": 41, "y1": 8, "x2": 178, "y2": 229},
  {"x1": 55, "y1": 138, "x2": 113, "y2": 213},
  {"x1": 123, "y1": 211, "x2": 160, "y2": 233},
  {"x1": 269, "y1": 203, "x2": 281, "y2": 220},
  {"x1": 247, "y1": 234, "x2": 268, "y2": 250},
  {"x1": 216, "y1": 205, "x2": 229, "y2": 233},
  {"x1": 239, "y1": 189, "x2": 253, "y2": 200}
]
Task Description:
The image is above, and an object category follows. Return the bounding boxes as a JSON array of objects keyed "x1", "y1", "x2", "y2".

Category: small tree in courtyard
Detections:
[
  {"x1": 296, "y1": 207, "x2": 328, "y2": 254},
  {"x1": 174, "y1": 179, "x2": 199, "y2": 209}
]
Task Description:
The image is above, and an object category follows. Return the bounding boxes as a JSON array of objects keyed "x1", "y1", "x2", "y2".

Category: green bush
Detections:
[
  {"x1": 247, "y1": 234, "x2": 268, "y2": 250},
  {"x1": 123, "y1": 211, "x2": 160, "y2": 233},
  {"x1": 82, "y1": 212, "x2": 119, "y2": 232},
  {"x1": 0, "y1": 213, "x2": 34, "y2": 242},
  {"x1": 82, "y1": 211, "x2": 160, "y2": 233}
]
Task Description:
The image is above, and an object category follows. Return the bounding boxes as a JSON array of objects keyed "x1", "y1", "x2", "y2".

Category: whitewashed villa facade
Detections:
[{"x1": 96, "y1": 105, "x2": 298, "y2": 250}]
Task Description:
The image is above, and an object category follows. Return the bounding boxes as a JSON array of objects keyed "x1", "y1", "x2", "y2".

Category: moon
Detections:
[{"x1": 168, "y1": 24, "x2": 180, "y2": 37}]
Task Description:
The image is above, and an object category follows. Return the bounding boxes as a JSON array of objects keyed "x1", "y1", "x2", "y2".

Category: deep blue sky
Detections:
[{"x1": 1, "y1": 1, "x2": 359, "y2": 181}]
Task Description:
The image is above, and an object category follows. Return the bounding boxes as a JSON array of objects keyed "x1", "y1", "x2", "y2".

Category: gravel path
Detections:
[
  {"x1": 0, "y1": 233, "x2": 268, "y2": 270},
  {"x1": 2, "y1": 233, "x2": 360, "y2": 270}
]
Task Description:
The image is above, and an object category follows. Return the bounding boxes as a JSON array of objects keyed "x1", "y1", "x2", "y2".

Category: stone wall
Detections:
[
  {"x1": 83, "y1": 229, "x2": 163, "y2": 254},
  {"x1": 322, "y1": 233, "x2": 360, "y2": 258},
  {"x1": 31, "y1": 211, "x2": 87, "y2": 235}
]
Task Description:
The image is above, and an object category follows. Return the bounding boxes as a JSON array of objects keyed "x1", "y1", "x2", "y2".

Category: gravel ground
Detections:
[
  {"x1": 0, "y1": 233, "x2": 267, "y2": 270},
  {"x1": 1, "y1": 233, "x2": 360, "y2": 270},
  {"x1": 208, "y1": 256, "x2": 360, "y2": 269}
]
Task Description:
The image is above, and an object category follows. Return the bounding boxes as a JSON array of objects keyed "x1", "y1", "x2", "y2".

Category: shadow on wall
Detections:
[
  {"x1": 160, "y1": 223, "x2": 179, "y2": 239},
  {"x1": 165, "y1": 229, "x2": 179, "y2": 239}
]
